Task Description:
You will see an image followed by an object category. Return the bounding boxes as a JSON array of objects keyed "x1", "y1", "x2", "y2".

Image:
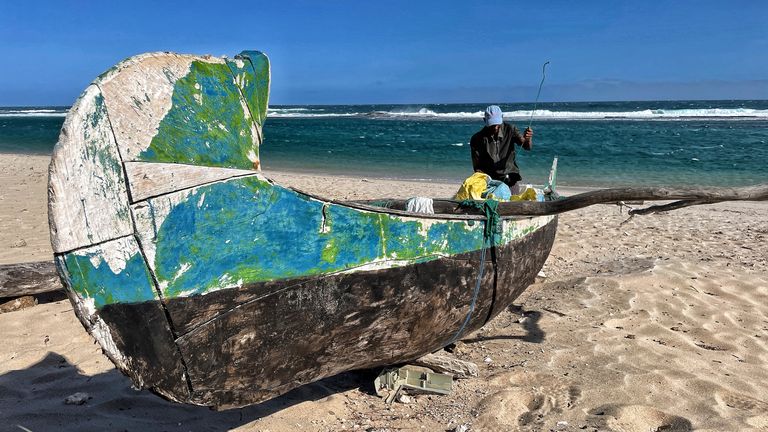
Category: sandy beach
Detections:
[{"x1": 1, "y1": 152, "x2": 767, "y2": 431}]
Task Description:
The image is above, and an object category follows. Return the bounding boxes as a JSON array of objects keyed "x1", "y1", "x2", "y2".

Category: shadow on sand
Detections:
[
  {"x1": 462, "y1": 306, "x2": 545, "y2": 344},
  {"x1": 0, "y1": 352, "x2": 372, "y2": 431}
]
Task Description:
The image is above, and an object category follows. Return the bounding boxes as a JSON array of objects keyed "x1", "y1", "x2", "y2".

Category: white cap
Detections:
[{"x1": 484, "y1": 105, "x2": 503, "y2": 126}]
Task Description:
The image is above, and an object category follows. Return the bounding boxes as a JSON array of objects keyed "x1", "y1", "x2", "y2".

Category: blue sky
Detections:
[{"x1": 1, "y1": 0, "x2": 766, "y2": 105}]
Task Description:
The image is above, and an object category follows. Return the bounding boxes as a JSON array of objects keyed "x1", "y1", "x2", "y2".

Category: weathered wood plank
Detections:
[
  {"x1": 130, "y1": 175, "x2": 516, "y2": 302},
  {"x1": 491, "y1": 219, "x2": 558, "y2": 322},
  {"x1": 55, "y1": 236, "x2": 189, "y2": 401},
  {"x1": 172, "y1": 249, "x2": 497, "y2": 408},
  {"x1": 48, "y1": 84, "x2": 133, "y2": 253},
  {"x1": 0, "y1": 261, "x2": 62, "y2": 298},
  {"x1": 124, "y1": 162, "x2": 256, "y2": 202},
  {"x1": 96, "y1": 53, "x2": 197, "y2": 162},
  {"x1": 98, "y1": 53, "x2": 260, "y2": 170},
  {"x1": 233, "y1": 51, "x2": 270, "y2": 127},
  {"x1": 160, "y1": 218, "x2": 556, "y2": 408},
  {"x1": 354, "y1": 184, "x2": 768, "y2": 216},
  {"x1": 410, "y1": 353, "x2": 479, "y2": 378},
  {"x1": 57, "y1": 236, "x2": 158, "y2": 310},
  {"x1": 224, "y1": 57, "x2": 263, "y2": 170}
]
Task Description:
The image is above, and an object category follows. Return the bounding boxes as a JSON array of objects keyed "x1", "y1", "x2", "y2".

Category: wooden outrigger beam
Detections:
[
  {"x1": 355, "y1": 184, "x2": 768, "y2": 217},
  {"x1": 2, "y1": 185, "x2": 764, "y2": 299}
]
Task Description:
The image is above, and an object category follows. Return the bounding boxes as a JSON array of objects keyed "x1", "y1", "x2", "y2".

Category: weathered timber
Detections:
[
  {"x1": 234, "y1": 51, "x2": 270, "y2": 127},
  {"x1": 0, "y1": 261, "x2": 62, "y2": 298},
  {"x1": 353, "y1": 184, "x2": 768, "y2": 217},
  {"x1": 105, "y1": 219, "x2": 556, "y2": 408},
  {"x1": 98, "y1": 53, "x2": 263, "y2": 170},
  {"x1": 124, "y1": 162, "x2": 255, "y2": 202},
  {"x1": 56, "y1": 236, "x2": 189, "y2": 402},
  {"x1": 128, "y1": 174, "x2": 556, "y2": 303},
  {"x1": 48, "y1": 84, "x2": 133, "y2": 253},
  {"x1": 410, "y1": 353, "x2": 479, "y2": 378}
]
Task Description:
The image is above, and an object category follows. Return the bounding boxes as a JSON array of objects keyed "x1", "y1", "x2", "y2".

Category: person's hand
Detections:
[{"x1": 523, "y1": 127, "x2": 533, "y2": 140}]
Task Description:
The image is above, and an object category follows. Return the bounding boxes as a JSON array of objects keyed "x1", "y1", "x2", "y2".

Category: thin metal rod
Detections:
[{"x1": 528, "y1": 61, "x2": 550, "y2": 129}]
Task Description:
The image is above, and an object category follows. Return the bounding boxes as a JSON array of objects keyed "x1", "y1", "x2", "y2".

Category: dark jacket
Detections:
[{"x1": 470, "y1": 122, "x2": 526, "y2": 180}]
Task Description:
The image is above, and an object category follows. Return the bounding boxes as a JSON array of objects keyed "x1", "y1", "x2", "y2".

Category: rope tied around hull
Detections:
[
  {"x1": 458, "y1": 199, "x2": 500, "y2": 240},
  {"x1": 449, "y1": 199, "x2": 501, "y2": 344}
]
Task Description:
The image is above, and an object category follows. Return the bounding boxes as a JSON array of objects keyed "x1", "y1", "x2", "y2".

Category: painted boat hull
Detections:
[
  {"x1": 47, "y1": 49, "x2": 559, "y2": 409},
  {"x1": 90, "y1": 216, "x2": 556, "y2": 408}
]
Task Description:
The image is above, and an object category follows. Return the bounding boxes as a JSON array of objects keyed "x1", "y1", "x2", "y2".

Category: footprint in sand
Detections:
[
  {"x1": 715, "y1": 389, "x2": 768, "y2": 412},
  {"x1": 473, "y1": 371, "x2": 580, "y2": 431},
  {"x1": 715, "y1": 390, "x2": 768, "y2": 429},
  {"x1": 588, "y1": 404, "x2": 692, "y2": 432}
]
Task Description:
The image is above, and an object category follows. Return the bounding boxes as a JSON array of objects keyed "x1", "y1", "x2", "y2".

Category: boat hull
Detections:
[
  {"x1": 92, "y1": 216, "x2": 557, "y2": 408},
  {"x1": 47, "y1": 50, "x2": 560, "y2": 409}
]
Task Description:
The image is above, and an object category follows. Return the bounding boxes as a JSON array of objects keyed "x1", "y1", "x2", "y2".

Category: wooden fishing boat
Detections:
[{"x1": 48, "y1": 50, "x2": 558, "y2": 409}]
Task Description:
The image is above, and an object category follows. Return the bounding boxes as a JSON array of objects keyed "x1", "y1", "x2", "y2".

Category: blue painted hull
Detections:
[{"x1": 87, "y1": 215, "x2": 557, "y2": 408}]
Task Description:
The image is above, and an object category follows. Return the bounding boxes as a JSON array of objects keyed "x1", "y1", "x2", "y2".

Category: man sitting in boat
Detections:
[{"x1": 470, "y1": 105, "x2": 534, "y2": 191}]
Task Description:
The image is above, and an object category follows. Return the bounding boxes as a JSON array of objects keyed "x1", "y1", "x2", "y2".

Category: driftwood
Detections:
[
  {"x1": 410, "y1": 353, "x2": 479, "y2": 378},
  {"x1": 0, "y1": 261, "x2": 62, "y2": 298},
  {"x1": 353, "y1": 184, "x2": 768, "y2": 217}
]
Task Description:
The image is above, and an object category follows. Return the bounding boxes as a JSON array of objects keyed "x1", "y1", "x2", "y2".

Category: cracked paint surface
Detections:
[
  {"x1": 138, "y1": 54, "x2": 265, "y2": 169},
  {"x1": 133, "y1": 176, "x2": 553, "y2": 300},
  {"x1": 59, "y1": 237, "x2": 158, "y2": 308},
  {"x1": 51, "y1": 49, "x2": 554, "y2": 312}
]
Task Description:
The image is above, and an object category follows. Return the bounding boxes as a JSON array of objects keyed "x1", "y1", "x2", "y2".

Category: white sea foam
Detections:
[
  {"x1": 264, "y1": 106, "x2": 768, "y2": 120},
  {"x1": 380, "y1": 108, "x2": 484, "y2": 119},
  {"x1": 4, "y1": 106, "x2": 767, "y2": 120},
  {"x1": 268, "y1": 107, "x2": 318, "y2": 113},
  {"x1": 268, "y1": 112, "x2": 360, "y2": 118},
  {"x1": 0, "y1": 109, "x2": 68, "y2": 117},
  {"x1": 499, "y1": 108, "x2": 768, "y2": 120}
]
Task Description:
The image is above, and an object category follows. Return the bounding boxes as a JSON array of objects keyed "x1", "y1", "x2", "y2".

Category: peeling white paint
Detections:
[
  {"x1": 173, "y1": 262, "x2": 192, "y2": 281},
  {"x1": 88, "y1": 253, "x2": 103, "y2": 270},
  {"x1": 82, "y1": 296, "x2": 97, "y2": 317},
  {"x1": 97, "y1": 53, "x2": 196, "y2": 161},
  {"x1": 78, "y1": 237, "x2": 137, "y2": 274},
  {"x1": 48, "y1": 84, "x2": 133, "y2": 253},
  {"x1": 337, "y1": 257, "x2": 446, "y2": 274}
]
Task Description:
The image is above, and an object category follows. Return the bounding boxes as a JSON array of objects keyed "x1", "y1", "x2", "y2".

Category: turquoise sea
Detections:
[{"x1": 1, "y1": 100, "x2": 767, "y2": 187}]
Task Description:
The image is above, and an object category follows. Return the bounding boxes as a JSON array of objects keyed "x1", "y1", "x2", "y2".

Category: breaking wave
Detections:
[
  {"x1": 266, "y1": 106, "x2": 768, "y2": 120},
  {"x1": 4, "y1": 105, "x2": 767, "y2": 121},
  {"x1": 0, "y1": 108, "x2": 68, "y2": 117}
]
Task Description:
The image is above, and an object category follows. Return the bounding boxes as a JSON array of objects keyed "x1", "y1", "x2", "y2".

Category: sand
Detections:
[{"x1": 1, "y1": 152, "x2": 767, "y2": 431}]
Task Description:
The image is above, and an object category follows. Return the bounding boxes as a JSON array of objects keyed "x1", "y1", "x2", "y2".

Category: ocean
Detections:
[{"x1": 1, "y1": 101, "x2": 767, "y2": 187}]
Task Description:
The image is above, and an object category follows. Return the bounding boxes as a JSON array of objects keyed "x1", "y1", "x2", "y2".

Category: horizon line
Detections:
[{"x1": 3, "y1": 98, "x2": 768, "y2": 109}]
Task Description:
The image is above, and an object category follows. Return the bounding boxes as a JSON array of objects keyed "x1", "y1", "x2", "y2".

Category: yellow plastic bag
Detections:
[
  {"x1": 454, "y1": 172, "x2": 490, "y2": 200},
  {"x1": 509, "y1": 187, "x2": 538, "y2": 201}
]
